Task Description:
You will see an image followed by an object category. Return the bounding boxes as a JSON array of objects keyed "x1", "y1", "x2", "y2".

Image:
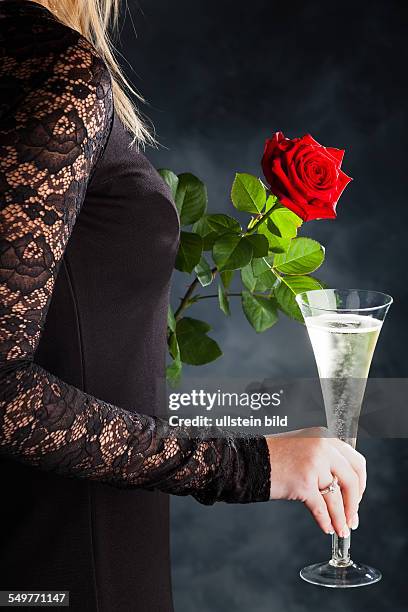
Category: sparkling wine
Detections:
[{"x1": 304, "y1": 313, "x2": 382, "y2": 445}]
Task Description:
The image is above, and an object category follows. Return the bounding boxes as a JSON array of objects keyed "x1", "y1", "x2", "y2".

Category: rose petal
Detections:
[
  {"x1": 303, "y1": 199, "x2": 337, "y2": 221},
  {"x1": 301, "y1": 134, "x2": 322, "y2": 147},
  {"x1": 335, "y1": 169, "x2": 353, "y2": 196},
  {"x1": 276, "y1": 192, "x2": 310, "y2": 221},
  {"x1": 271, "y1": 157, "x2": 308, "y2": 205},
  {"x1": 326, "y1": 147, "x2": 345, "y2": 164}
]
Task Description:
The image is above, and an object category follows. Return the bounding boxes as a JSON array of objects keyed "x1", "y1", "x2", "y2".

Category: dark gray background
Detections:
[{"x1": 118, "y1": 1, "x2": 408, "y2": 610}]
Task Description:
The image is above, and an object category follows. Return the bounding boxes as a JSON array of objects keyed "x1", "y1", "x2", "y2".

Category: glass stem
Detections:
[
  {"x1": 330, "y1": 533, "x2": 352, "y2": 567},
  {"x1": 328, "y1": 434, "x2": 355, "y2": 568}
]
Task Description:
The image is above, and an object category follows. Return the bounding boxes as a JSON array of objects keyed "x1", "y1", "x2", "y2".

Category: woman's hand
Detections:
[{"x1": 265, "y1": 427, "x2": 366, "y2": 537}]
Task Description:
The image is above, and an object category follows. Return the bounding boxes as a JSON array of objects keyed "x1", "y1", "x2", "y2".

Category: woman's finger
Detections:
[
  {"x1": 318, "y1": 470, "x2": 349, "y2": 538},
  {"x1": 332, "y1": 438, "x2": 366, "y2": 501},
  {"x1": 304, "y1": 492, "x2": 334, "y2": 535},
  {"x1": 329, "y1": 448, "x2": 360, "y2": 530}
]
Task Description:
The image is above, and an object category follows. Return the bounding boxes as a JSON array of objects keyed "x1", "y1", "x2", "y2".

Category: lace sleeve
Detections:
[{"x1": 0, "y1": 5, "x2": 271, "y2": 505}]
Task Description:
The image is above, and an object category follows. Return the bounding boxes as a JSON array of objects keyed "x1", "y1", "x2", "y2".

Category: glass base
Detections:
[{"x1": 300, "y1": 559, "x2": 382, "y2": 588}]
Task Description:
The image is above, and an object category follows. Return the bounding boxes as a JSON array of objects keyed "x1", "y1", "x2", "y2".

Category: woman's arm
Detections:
[{"x1": 0, "y1": 14, "x2": 270, "y2": 504}]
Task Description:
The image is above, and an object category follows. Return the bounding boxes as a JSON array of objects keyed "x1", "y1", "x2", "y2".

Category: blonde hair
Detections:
[{"x1": 34, "y1": 0, "x2": 154, "y2": 148}]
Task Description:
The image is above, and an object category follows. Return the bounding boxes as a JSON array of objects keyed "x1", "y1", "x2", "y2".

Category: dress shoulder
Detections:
[
  {"x1": 0, "y1": 0, "x2": 114, "y2": 213},
  {"x1": 0, "y1": 0, "x2": 113, "y2": 156}
]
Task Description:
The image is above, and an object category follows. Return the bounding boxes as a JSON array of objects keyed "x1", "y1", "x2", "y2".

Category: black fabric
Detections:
[{"x1": 0, "y1": 2, "x2": 271, "y2": 610}]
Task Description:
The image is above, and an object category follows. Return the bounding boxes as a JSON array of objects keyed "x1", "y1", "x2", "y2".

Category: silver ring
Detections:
[{"x1": 319, "y1": 475, "x2": 339, "y2": 495}]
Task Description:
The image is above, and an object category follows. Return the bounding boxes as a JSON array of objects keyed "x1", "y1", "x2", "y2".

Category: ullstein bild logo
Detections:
[{"x1": 168, "y1": 414, "x2": 288, "y2": 428}]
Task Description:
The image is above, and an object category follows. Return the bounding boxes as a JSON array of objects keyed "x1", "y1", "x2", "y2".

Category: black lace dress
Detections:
[{"x1": 0, "y1": 2, "x2": 271, "y2": 610}]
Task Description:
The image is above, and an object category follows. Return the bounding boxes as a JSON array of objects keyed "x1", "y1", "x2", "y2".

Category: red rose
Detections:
[{"x1": 261, "y1": 132, "x2": 352, "y2": 221}]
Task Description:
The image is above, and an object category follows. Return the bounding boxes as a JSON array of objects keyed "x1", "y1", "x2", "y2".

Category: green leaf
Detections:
[
  {"x1": 167, "y1": 306, "x2": 176, "y2": 333},
  {"x1": 194, "y1": 255, "x2": 213, "y2": 287},
  {"x1": 241, "y1": 263, "x2": 257, "y2": 292},
  {"x1": 192, "y1": 215, "x2": 218, "y2": 250},
  {"x1": 241, "y1": 291, "x2": 279, "y2": 333},
  {"x1": 166, "y1": 356, "x2": 182, "y2": 387},
  {"x1": 267, "y1": 206, "x2": 302, "y2": 239},
  {"x1": 206, "y1": 214, "x2": 241, "y2": 234},
  {"x1": 218, "y1": 284, "x2": 230, "y2": 316},
  {"x1": 182, "y1": 317, "x2": 211, "y2": 334},
  {"x1": 274, "y1": 238, "x2": 325, "y2": 275},
  {"x1": 220, "y1": 270, "x2": 234, "y2": 289},
  {"x1": 231, "y1": 173, "x2": 266, "y2": 213},
  {"x1": 213, "y1": 234, "x2": 253, "y2": 272},
  {"x1": 175, "y1": 173, "x2": 208, "y2": 225},
  {"x1": 265, "y1": 194, "x2": 278, "y2": 212},
  {"x1": 254, "y1": 269, "x2": 278, "y2": 292},
  {"x1": 158, "y1": 169, "x2": 179, "y2": 201},
  {"x1": 257, "y1": 219, "x2": 291, "y2": 253},
  {"x1": 252, "y1": 256, "x2": 274, "y2": 276},
  {"x1": 175, "y1": 231, "x2": 203, "y2": 273},
  {"x1": 176, "y1": 317, "x2": 222, "y2": 365},
  {"x1": 268, "y1": 235, "x2": 292, "y2": 253},
  {"x1": 241, "y1": 262, "x2": 277, "y2": 293},
  {"x1": 246, "y1": 196, "x2": 276, "y2": 232},
  {"x1": 246, "y1": 234, "x2": 269, "y2": 257},
  {"x1": 168, "y1": 331, "x2": 180, "y2": 360},
  {"x1": 275, "y1": 275, "x2": 325, "y2": 322},
  {"x1": 166, "y1": 331, "x2": 182, "y2": 386}
]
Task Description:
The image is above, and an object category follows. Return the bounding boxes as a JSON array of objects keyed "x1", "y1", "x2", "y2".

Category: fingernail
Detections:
[
  {"x1": 351, "y1": 514, "x2": 359, "y2": 530},
  {"x1": 340, "y1": 525, "x2": 350, "y2": 538},
  {"x1": 327, "y1": 524, "x2": 335, "y2": 535}
]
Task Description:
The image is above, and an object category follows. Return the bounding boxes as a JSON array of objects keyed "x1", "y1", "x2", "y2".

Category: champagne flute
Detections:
[{"x1": 296, "y1": 289, "x2": 392, "y2": 588}]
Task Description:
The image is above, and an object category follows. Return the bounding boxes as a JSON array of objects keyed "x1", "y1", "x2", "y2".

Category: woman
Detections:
[{"x1": 0, "y1": 1, "x2": 366, "y2": 610}]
